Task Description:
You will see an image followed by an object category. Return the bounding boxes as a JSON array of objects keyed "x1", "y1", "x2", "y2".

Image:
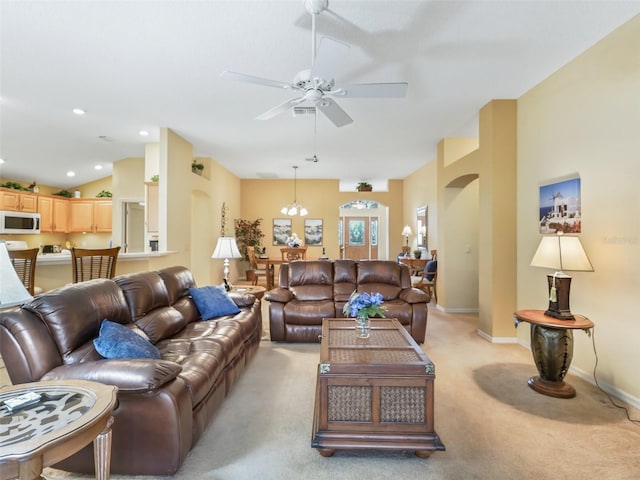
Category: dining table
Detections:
[{"x1": 255, "y1": 257, "x2": 286, "y2": 290}]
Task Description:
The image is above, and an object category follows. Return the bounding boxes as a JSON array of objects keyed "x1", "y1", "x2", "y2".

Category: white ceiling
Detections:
[{"x1": 1, "y1": 1, "x2": 639, "y2": 188}]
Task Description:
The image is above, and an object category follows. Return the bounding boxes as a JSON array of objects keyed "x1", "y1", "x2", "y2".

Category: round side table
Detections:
[
  {"x1": 514, "y1": 309, "x2": 594, "y2": 399},
  {"x1": 232, "y1": 285, "x2": 266, "y2": 300},
  {"x1": 0, "y1": 379, "x2": 118, "y2": 480}
]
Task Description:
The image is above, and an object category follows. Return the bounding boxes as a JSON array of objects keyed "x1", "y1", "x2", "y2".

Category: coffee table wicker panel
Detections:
[
  {"x1": 329, "y1": 328, "x2": 407, "y2": 347},
  {"x1": 380, "y1": 386, "x2": 426, "y2": 423},
  {"x1": 327, "y1": 385, "x2": 372, "y2": 422},
  {"x1": 329, "y1": 347, "x2": 422, "y2": 364}
]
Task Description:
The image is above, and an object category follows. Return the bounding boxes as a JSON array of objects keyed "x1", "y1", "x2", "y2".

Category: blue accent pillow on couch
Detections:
[
  {"x1": 189, "y1": 285, "x2": 241, "y2": 320},
  {"x1": 94, "y1": 319, "x2": 161, "y2": 359}
]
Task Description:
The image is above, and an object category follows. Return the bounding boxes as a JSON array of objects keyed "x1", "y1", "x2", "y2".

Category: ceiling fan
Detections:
[{"x1": 220, "y1": 0, "x2": 408, "y2": 127}]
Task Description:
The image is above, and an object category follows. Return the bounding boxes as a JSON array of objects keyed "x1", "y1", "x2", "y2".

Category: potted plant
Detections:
[
  {"x1": 192, "y1": 160, "x2": 205, "y2": 175},
  {"x1": 96, "y1": 190, "x2": 112, "y2": 198},
  {"x1": 234, "y1": 218, "x2": 265, "y2": 278},
  {"x1": 413, "y1": 249, "x2": 422, "y2": 259},
  {"x1": 356, "y1": 181, "x2": 373, "y2": 192}
]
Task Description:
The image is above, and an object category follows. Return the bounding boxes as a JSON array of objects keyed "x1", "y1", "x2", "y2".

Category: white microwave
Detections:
[{"x1": 0, "y1": 211, "x2": 41, "y2": 234}]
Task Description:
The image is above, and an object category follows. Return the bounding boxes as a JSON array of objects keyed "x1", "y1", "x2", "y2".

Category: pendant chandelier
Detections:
[{"x1": 281, "y1": 165, "x2": 308, "y2": 216}]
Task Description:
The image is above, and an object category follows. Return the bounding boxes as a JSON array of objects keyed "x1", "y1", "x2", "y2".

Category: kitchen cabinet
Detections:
[
  {"x1": 69, "y1": 199, "x2": 112, "y2": 233},
  {"x1": 38, "y1": 196, "x2": 69, "y2": 233},
  {"x1": 145, "y1": 182, "x2": 159, "y2": 233},
  {"x1": 0, "y1": 189, "x2": 38, "y2": 212}
]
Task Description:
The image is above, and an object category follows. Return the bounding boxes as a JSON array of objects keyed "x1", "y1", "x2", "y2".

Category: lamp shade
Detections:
[
  {"x1": 530, "y1": 234, "x2": 593, "y2": 272},
  {"x1": 211, "y1": 237, "x2": 242, "y2": 259},
  {"x1": 0, "y1": 243, "x2": 34, "y2": 308},
  {"x1": 401, "y1": 225, "x2": 413, "y2": 237}
]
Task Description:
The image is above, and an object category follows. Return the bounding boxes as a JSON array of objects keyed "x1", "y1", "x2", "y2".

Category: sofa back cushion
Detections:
[
  {"x1": 115, "y1": 271, "x2": 188, "y2": 343},
  {"x1": 23, "y1": 279, "x2": 130, "y2": 362},
  {"x1": 333, "y1": 259, "x2": 357, "y2": 303},
  {"x1": 158, "y1": 266, "x2": 201, "y2": 323},
  {"x1": 356, "y1": 261, "x2": 408, "y2": 300},
  {"x1": 288, "y1": 261, "x2": 334, "y2": 301}
]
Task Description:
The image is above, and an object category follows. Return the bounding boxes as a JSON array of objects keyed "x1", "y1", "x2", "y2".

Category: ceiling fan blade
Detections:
[
  {"x1": 220, "y1": 70, "x2": 295, "y2": 90},
  {"x1": 310, "y1": 36, "x2": 350, "y2": 84},
  {"x1": 318, "y1": 98, "x2": 353, "y2": 127},
  {"x1": 255, "y1": 97, "x2": 304, "y2": 120},
  {"x1": 334, "y1": 82, "x2": 408, "y2": 98}
]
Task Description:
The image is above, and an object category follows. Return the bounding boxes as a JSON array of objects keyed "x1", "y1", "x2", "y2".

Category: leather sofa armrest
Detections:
[
  {"x1": 399, "y1": 287, "x2": 430, "y2": 304},
  {"x1": 264, "y1": 288, "x2": 293, "y2": 303},
  {"x1": 41, "y1": 359, "x2": 183, "y2": 393},
  {"x1": 228, "y1": 291, "x2": 257, "y2": 308}
]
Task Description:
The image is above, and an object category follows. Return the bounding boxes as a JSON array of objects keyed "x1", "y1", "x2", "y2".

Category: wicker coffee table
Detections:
[{"x1": 311, "y1": 318, "x2": 445, "y2": 458}]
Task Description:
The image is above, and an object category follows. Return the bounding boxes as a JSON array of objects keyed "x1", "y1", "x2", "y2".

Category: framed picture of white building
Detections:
[{"x1": 539, "y1": 177, "x2": 581, "y2": 233}]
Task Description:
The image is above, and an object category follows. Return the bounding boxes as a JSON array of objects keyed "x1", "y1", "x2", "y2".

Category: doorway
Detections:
[
  {"x1": 123, "y1": 202, "x2": 145, "y2": 253},
  {"x1": 339, "y1": 200, "x2": 388, "y2": 260}
]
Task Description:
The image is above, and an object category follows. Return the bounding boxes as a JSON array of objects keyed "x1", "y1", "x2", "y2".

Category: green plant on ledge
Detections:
[
  {"x1": 53, "y1": 189, "x2": 73, "y2": 198},
  {"x1": 150, "y1": 174, "x2": 159, "y2": 182},
  {"x1": 96, "y1": 190, "x2": 112, "y2": 198},
  {"x1": 192, "y1": 160, "x2": 205, "y2": 175},
  {"x1": 356, "y1": 181, "x2": 372, "y2": 192},
  {"x1": 0, "y1": 181, "x2": 30, "y2": 191}
]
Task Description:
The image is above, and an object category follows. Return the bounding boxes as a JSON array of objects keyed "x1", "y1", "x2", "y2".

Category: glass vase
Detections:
[{"x1": 355, "y1": 314, "x2": 371, "y2": 339}]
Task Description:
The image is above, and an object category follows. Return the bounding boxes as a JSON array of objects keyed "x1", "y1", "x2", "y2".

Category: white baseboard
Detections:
[
  {"x1": 570, "y1": 366, "x2": 640, "y2": 410},
  {"x1": 476, "y1": 329, "x2": 518, "y2": 344},
  {"x1": 442, "y1": 307, "x2": 479, "y2": 314}
]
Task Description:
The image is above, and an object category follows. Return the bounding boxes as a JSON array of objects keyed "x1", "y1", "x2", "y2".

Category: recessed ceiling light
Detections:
[
  {"x1": 94, "y1": 165, "x2": 103, "y2": 170},
  {"x1": 72, "y1": 108, "x2": 85, "y2": 115},
  {"x1": 139, "y1": 130, "x2": 149, "y2": 136},
  {"x1": 66, "y1": 171, "x2": 76, "y2": 177}
]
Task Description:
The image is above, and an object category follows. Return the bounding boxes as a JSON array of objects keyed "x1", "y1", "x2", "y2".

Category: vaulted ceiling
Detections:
[{"x1": 1, "y1": 1, "x2": 638, "y2": 188}]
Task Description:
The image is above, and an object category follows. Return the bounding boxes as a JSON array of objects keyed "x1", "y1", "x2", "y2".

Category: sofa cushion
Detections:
[
  {"x1": 189, "y1": 286, "x2": 240, "y2": 319},
  {"x1": 288, "y1": 261, "x2": 334, "y2": 301},
  {"x1": 94, "y1": 320, "x2": 161, "y2": 360},
  {"x1": 23, "y1": 279, "x2": 131, "y2": 359}
]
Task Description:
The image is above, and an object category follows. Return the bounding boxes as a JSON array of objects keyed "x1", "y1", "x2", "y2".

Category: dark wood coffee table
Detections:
[{"x1": 311, "y1": 318, "x2": 445, "y2": 458}]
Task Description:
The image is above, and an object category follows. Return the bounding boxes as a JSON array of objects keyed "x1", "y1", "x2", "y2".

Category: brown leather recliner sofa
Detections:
[
  {"x1": 265, "y1": 260, "x2": 430, "y2": 343},
  {"x1": 0, "y1": 266, "x2": 262, "y2": 476}
]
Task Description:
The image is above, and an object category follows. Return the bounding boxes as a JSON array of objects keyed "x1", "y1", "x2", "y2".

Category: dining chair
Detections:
[
  {"x1": 8, "y1": 248, "x2": 43, "y2": 296},
  {"x1": 247, "y1": 246, "x2": 273, "y2": 287},
  {"x1": 412, "y1": 259, "x2": 437, "y2": 303},
  {"x1": 71, "y1": 246, "x2": 121, "y2": 283}
]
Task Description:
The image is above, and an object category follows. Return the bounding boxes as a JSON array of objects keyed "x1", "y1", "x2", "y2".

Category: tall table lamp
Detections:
[
  {"x1": 212, "y1": 237, "x2": 242, "y2": 289},
  {"x1": 0, "y1": 242, "x2": 34, "y2": 308},
  {"x1": 401, "y1": 225, "x2": 412, "y2": 255},
  {"x1": 530, "y1": 232, "x2": 593, "y2": 320}
]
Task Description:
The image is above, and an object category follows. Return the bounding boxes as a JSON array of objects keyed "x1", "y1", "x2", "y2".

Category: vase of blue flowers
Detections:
[{"x1": 343, "y1": 291, "x2": 386, "y2": 339}]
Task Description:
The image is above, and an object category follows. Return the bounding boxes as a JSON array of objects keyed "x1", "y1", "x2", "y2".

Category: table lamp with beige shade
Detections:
[{"x1": 530, "y1": 232, "x2": 593, "y2": 320}]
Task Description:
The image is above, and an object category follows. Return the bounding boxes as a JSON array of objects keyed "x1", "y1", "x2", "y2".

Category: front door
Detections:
[{"x1": 342, "y1": 216, "x2": 378, "y2": 260}]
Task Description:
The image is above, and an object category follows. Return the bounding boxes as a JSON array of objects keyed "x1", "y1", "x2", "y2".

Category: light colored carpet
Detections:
[{"x1": 6, "y1": 304, "x2": 638, "y2": 480}]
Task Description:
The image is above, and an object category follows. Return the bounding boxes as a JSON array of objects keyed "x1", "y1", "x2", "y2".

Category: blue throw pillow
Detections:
[
  {"x1": 94, "y1": 319, "x2": 161, "y2": 360},
  {"x1": 189, "y1": 285, "x2": 241, "y2": 320}
]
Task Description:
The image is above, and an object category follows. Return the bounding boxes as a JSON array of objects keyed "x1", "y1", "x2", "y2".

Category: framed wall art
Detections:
[
  {"x1": 273, "y1": 218, "x2": 292, "y2": 245},
  {"x1": 304, "y1": 218, "x2": 323, "y2": 246},
  {"x1": 539, "y1": 177, "x2": 581, "y2": 233}
]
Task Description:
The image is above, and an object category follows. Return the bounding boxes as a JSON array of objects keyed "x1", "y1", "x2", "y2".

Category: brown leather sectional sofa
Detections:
[
  {"x1": 0, "y1": 266, "x2": 262, "y2": 476},
  {"x1": 265, "y1": 260, "x2": 430, "y2": 343}
]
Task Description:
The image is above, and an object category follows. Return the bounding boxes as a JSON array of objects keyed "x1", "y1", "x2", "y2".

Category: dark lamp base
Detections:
[
  {"x1": 544, "y1": 274, "x2": 575, "y2": 321},
  {"x1": 544, "y1": 308, "x2": 575, "y2": 321}
]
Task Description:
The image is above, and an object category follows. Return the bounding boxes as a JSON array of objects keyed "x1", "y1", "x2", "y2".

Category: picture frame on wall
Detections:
[
  {"x1": 273, "y1": 218, "x2": 292, "y2": 245},
  {"x1": 348, "y1": 219, "x2": 365, "y2": 246},
  {"x1": 539, "y1": 177, "x2": 582, "y2": 233},
  {"x1": 304, "y1": 218, "x2": 323, "y2": 246}
]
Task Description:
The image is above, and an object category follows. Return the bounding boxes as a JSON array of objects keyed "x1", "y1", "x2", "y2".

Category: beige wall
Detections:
[
  {"x1": 517, "y1": 15, "x2": 640, "y2": 402},
  {"x1": 240, "y1": 179, "x2": 405, "y2": 263},
  {"x1": 402, "y1": 160, "x2": 438, "y2": 254}
]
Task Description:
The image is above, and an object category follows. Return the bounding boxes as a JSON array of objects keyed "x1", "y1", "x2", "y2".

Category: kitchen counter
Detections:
[
  {"x1": 37, "y1": 251, "x2": 176, "y2": 265},
  {"x1": 34, "y1": 251, "x2": 178, "y2": 292}
]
